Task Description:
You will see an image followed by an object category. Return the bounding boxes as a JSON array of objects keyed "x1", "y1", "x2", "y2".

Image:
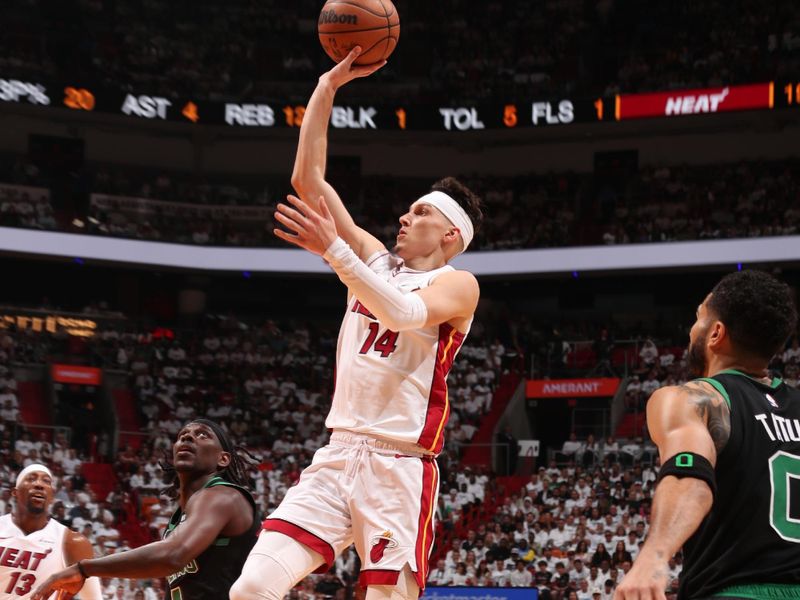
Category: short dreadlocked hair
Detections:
[
  {"x1": 707, "y1": 270, "x2": 798, "y2": 363},
  {"x1": 159, "y1": 418, "x2": 255, "y2": 500}
]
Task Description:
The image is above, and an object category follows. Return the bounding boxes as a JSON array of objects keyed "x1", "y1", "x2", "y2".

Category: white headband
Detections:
[
  {"x1": 16, "y1": 464, "x2": 53, "y2": 488},
  {"x1": 411, "y1": 191, "x2": 474, "y2": 253}
]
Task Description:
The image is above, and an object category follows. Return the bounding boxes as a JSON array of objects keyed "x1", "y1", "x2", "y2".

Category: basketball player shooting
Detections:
[
  {"x1": 0, "y1": 464, "x2": 102, "y2": 600},
  {"x1": 230, "y1": 46, "x2": 484, "y2": 600}
]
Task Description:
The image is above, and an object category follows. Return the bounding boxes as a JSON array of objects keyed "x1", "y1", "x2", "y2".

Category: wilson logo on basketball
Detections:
[
  {"x1": 319, "y1": 10, "x2": 357, "y2": 25},
  {"x1": 369, "y1": 531, "x2": 397, "y2": 563}
]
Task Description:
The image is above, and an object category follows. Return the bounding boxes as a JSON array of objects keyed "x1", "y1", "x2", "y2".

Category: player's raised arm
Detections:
[
  {"x1": 290, "y1": 46, "x2": 387, "y2": 261},
  {"x1": 614, "y1": 381, "x2": 725, "y2": 600}
]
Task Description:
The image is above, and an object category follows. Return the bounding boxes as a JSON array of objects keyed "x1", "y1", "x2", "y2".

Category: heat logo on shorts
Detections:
[{"x1": 369, "y1": 531, "x2": 397, "y2": 563}]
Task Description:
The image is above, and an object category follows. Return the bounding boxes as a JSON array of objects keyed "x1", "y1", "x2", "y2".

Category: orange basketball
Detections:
[{"x1": 318, "y1": 0, "x2": 400, "y2": 65}]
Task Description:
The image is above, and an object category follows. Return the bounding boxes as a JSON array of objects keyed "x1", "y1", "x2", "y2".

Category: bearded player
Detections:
[
  {"x1": 230, "y1": 46, "x2": 484, "y2": 600},
  {"x1": 616, "y1": 270, "x2": 800, "y2": 600},
  {"x1": 0, "y1": 464, "x2": 102, "y2": 599}
]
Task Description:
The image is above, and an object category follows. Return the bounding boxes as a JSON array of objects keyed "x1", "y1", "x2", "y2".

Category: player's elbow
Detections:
[
  {"x1": 291, "y1": 167, "x2": 318, "y2": 189},
  {"x1": 291, "y1": 168, "x2": 325, "y2": 195},
  {"x1": 696, "y1": 479, "x2": 714, "y2": 512},
  {"x1": 290, "y1": 172, "x2": 306, "y2": 196},
  {"x1": 162, "y1": 542, "x2": 196, "y2": 573}
]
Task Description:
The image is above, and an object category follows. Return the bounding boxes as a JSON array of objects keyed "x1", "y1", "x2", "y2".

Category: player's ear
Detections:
[
  {"x1": 217, "y1": 451, "x2": 232, "y2": 470},
  {"x1": 707, "y1": 320, "x2": 726, "y2": 350},
  {"x1": 443, "y1": 227, "x2": 461, "y2": 250}
]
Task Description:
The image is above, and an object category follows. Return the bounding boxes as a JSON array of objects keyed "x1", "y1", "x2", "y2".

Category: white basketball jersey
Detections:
[
  {"x1": 0, "y1": 514, "x2": 69, "y2": 599},
  {"x1": 326, "y1": 251, "x2": 469, "y2": 454}
]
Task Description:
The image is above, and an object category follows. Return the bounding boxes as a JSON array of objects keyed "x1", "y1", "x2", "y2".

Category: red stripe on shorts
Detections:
[
  {"x1": 413, "y1": 459, "x2": 438, "y2": 592},
  {"x1": 359, "y1": 569, "x2": 401, "y2": 587},
  {"x1": 262, "y1": 518, "x2": 335, "y2": 573}
]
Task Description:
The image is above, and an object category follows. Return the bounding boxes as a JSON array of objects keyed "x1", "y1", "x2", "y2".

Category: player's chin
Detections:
[
  {"x1": 27, "y1": 501, "x2": 46, "y2": 514},
  {"x1": 392, "y1": 242, "x2": 411, "y2": 258},
  {"x1": 172, "y1": 456, "x2": 197, "y2": 470}
]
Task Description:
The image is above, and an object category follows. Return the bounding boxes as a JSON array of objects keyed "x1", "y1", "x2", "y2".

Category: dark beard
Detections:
[
  {"x1": 687, "y1": 330, "x2": 708, "y2": 378},
  {"x1": 26, "y1": 502, "x2": 45, "y2": 514}
]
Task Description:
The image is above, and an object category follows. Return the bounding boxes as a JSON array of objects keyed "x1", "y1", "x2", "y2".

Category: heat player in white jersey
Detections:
[
  {"x1": 0, "y1": 465, "x2": 101, "y2": 600},
  {"x1": 231, "y1": 47, "x2": 484, "y2": 600}
]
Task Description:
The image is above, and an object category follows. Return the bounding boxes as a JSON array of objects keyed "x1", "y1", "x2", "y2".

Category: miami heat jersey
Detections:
[
  {"x1": 326, "y1": 251, "x2": 469, "y2": 455},
  {"x1": 0, "y1": 514, "x2": 70, "y2": 599}
]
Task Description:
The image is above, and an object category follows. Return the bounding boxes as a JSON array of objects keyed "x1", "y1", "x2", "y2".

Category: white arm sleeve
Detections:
[
  {"x1": 324, "y1": 237, "x2": 428, "y2": 332},
  {"x1": 76, "y1": 577, "x2": 103, "y2": 600}
]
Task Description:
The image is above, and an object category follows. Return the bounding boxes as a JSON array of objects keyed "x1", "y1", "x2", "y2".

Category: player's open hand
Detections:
[
  {"x1": 320, "y1": 46, "x2": 387, "y2": 90},
  {"x1": 274, "y1": 194, "x2": 339, "y2": 256},
  {"x1": 31, "y1": 564, "x2": 84, "y2": 600}
]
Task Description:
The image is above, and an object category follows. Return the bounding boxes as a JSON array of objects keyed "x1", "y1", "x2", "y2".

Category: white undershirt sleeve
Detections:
[{"x1": 323, "y1": 237, "x2": 428, "y2": 332}]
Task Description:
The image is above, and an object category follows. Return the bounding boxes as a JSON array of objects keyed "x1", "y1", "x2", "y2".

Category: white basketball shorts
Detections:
[{"x1": 262, "y1": 431, "x2": 439, "y2": 590}]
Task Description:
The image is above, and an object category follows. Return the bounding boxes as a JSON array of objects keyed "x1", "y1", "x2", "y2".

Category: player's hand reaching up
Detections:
[
  {"x1": 274, "y1": 194, "x2": 339, "y2": 256},
  {"x1": 320, "y1": 46, "x2": 387, "y2": 90}
]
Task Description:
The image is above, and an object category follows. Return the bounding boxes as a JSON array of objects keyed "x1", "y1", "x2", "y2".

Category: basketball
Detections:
[{"x1": 318, "y1": 0, "x2": 400, "y2": 65}]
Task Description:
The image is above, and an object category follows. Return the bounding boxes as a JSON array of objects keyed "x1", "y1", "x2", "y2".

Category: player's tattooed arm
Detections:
[{"x1": 677, "y1": 383, "x2": 731, "y2": 454}]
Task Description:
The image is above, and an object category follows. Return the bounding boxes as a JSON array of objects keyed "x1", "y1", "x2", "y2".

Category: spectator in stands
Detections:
[
  {"x1": 0, "y1": 382, "x2": 17, "y2": 409},
  {"x1": 639, "y1": 339, "x2": 658, "y2": 368},
  {"x1": 509, "y1": 559, "x2": 533, "y2": 587},
  {"x1": 611, "y1": 541, "x2": 632, "y2": 567},
  {"x1": 429, "y1": 559, "x2": 453, "y2": 586},
  {"x1": 491, "y1": 559, "x2": 510, "y2": 586},
  {"x1": 570, "y1": 558, "x2": 590, "y2": 583},
  {"x1": 640, "y1": 371, "x2": 661, "y2": 397},
  {"x1": 560, "y1": 433, "x2": 582, "y2": 459},
  {"x1": 600, "y1": 578, "x2": 616, "y2": 600},
  {"x1": 586, "y1": 566, "x2": 604, "y2": 590},
  {"x1": 783, "y1": 337, "x2": 800, "y2": 364},
  {"x1": 552, "y1": 562, "x2": 571, "y2": 599},
  {"x1": 619, "y1": 439, "x2": 643, "y2": 466},
  {"x1": 0, "y1": 399, "x2": 19, "y2": 423},
  {"x1": 549, "y1": 518, "x2": 572, "y2": 550},
  {"x1": 591, "y1": 543, "x2": 612, "y2": 567},
  {"x1": 451, "y1": 563, "x2": 470, "y2": 586},
  {"x1": 581, "y1": 434, "x2": 600, "y2": 467}
]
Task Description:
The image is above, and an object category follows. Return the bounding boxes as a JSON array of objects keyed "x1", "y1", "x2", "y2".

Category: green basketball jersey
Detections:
[
  {"x1": 679, "y1": 370, "x2": 800, "y2": 599},
  {"x1": 164, "y1": 476, "x2": 259, "y2": 600}
]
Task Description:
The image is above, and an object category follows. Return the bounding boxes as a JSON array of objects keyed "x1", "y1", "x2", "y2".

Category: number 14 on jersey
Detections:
[{"x1": 359, "y1": 323, "x2": 398, "y2": 358}]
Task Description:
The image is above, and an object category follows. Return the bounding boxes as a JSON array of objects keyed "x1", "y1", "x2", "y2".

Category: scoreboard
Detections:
[{"x1": 1, "y1": 78, "x2": 798, "y2": 130}]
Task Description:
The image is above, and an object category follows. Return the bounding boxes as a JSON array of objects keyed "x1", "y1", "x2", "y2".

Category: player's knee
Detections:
[
  {"x1": 230, "y1": 558, "x2": 291, "y2": 600},
  {"x1": 230, "y1": 532, "x2": 323, "y2": 600},
  {"x1": 365, "y1": 567, "x2": 419, "y2": 600},
  {"x1": 229, "y1": 572, "x2": 284, "y2": 600}
]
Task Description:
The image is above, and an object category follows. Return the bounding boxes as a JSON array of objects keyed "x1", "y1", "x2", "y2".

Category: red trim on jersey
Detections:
[
  {"x1": 359, "y1": 570, "x2": 401, "y2": 587},
  {"x1": 413, "y1": 459, "x2": 438, "y2": 592},
  {"x1": 262, "y1": 518, "x2": 334, "y2": 573},
  {"x1": 417, "y1": 323, "x2": 465, "y2": 453}
]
